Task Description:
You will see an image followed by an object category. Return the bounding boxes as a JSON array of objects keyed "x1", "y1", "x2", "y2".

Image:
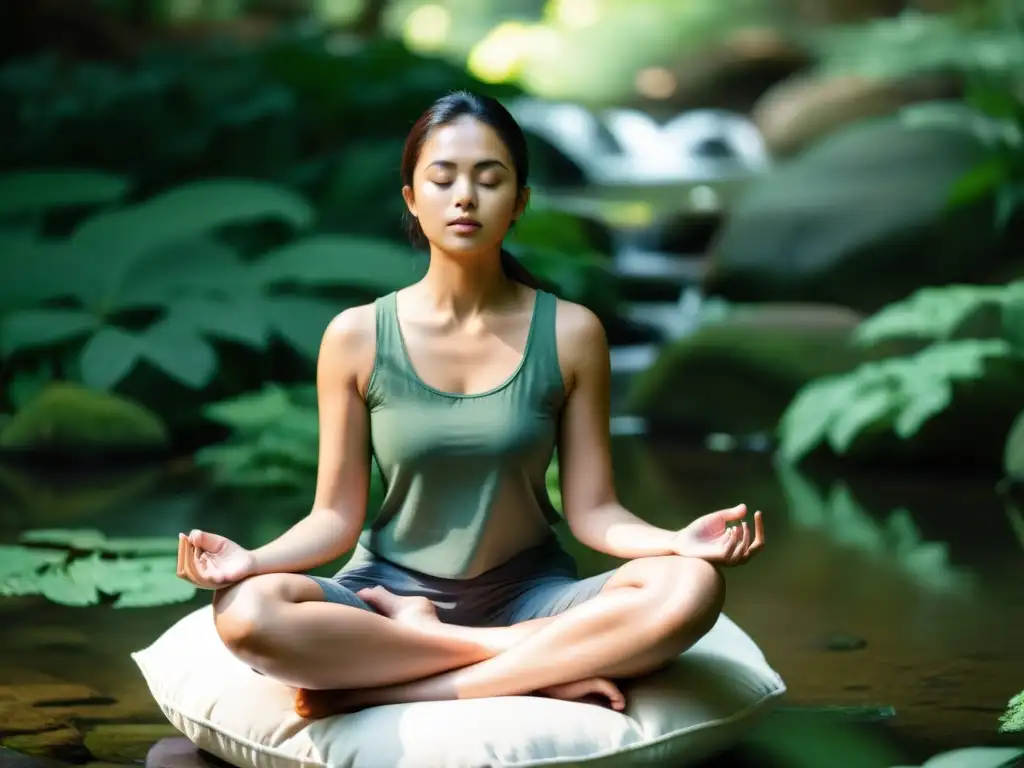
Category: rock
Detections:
[
  {"x1": 626, "y1": 304, "x2": 872, "y2": 435},
  {"x1": 822, "y1": 632, "x2": 868, "y2": 652},
  {"x1": 84, "y1": 725, "x2": 181, "y2": 764},
  {"x1": 752, "y1": 73, "x2": 957, "y2": 158},
  {"x1": 0, "y1": 382, "x2": 169, "y2": 457},
  {"x1": 703, "y1": 117, "x2": 1016, "y2": 313},
  {"x1": 631, "y1": 28, "x2": 810, "y2": 115},
  {"x1": 1, "y1": 728, "x2": 87, "y2": 763}
]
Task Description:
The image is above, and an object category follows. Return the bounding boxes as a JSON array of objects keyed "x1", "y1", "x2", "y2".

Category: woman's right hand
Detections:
[{"x1": 177, "y1": 530, "x2": 258, "y2": 590}]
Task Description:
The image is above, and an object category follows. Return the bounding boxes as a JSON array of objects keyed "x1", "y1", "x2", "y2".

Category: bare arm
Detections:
[
  {"x1": 249, "y1": 305, "x2": 376, "y2": 575},
  {"x1": 556, "y1": 302, "x2": 677, "y2": 560}
]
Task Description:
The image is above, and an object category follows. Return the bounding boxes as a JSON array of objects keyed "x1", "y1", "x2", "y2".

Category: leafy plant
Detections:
[
  {"x1": 1000, "y1": 690, "x2": 1024, "y2": 733},
  {"x1": 195, "y1": 384, "x2": 320, "y2": 491},
  {"x1": 777, "y1": 281, "x2": 1024, "y2": 468},
  {"x1": 777, "y1": 339, "x2": 1024, "y2": 465},
  {"x1": 1, "y1": 528, "x2": 194, "y2": 608},
  {"x1": 0, "y1": 173, "x2": 421, "y2": 399}
]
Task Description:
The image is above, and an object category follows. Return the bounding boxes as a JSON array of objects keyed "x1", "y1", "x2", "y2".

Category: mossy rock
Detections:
[
  {"x1": 627, "y1": 305, "x2": 881, "y2": 436},
  {"x1": 703, "y1": 117, "x2": 1018, "y2": 313},
  {"x1": 0, "y1": 383, "x2": 169, "y2": 457}
]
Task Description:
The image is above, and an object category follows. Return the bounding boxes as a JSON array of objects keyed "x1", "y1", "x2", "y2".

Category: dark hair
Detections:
[{"x1": 400, "y1": 90, "x2": 540, "y2": 289}]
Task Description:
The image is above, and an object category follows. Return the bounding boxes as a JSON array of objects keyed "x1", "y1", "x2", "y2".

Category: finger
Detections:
[
  {"x1": 716, "y1": 503, "x2": 748, "y2": 523},
  {"x1": 723, "y1": 526, "x2": 743, "y2": 562},
  {"x1": 596, "y1": 680, "x2": 626, "y2": 711},
  {"x1": 749, "y1": 510, "x2": 765, "y2": 553},
  {"x1": 738, "y1": 521, "x2": 751, "y2": 555},
  {"x1": 190, "y1": 529, "x2": 226, "y2": 553},
  {"x1": 177, "y1": 534, "x2": 187, "y2": 578},
  {"x1": 184, "y1": 541, "x2": 217, "y2": 589}
]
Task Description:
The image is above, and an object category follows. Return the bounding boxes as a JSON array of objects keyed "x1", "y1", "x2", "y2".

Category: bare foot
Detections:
[
  {"x1": 538, "y1": 677, "x2": 626, "y2": 711},
  {"x1": 295, "y1": 688, "x2": 354, "y2": 720},
  {"x1": 356, "y1": 586, "x2": 440, "y2": 629}
]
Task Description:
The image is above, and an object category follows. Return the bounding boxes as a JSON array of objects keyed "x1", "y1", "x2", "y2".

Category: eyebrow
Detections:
[{"x1": 427, "y1": 159, "x2": 509, "y2": 171}]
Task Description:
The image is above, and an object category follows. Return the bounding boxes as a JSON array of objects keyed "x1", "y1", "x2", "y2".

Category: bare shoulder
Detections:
[
  {"x1": 318, "y1": 302, "x2": 377, "y2": 393},
  {"x1": 553, "y1": 297, "x2": 610, "y2": 390}
]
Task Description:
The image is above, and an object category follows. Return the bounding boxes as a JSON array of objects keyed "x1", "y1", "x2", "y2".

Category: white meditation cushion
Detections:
[{"x1": 132, "y1": 606, "x2": 786, "y2": 768}]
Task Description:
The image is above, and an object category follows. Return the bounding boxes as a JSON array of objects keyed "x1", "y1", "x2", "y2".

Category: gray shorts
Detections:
[{"x1": 305, "y1": 537, "x2": 615, "y2": 627}]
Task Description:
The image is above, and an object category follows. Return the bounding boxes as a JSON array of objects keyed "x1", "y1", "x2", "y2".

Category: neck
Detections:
[{"x1": 419, "y1": 246, "x2": 515, "y2": 316}]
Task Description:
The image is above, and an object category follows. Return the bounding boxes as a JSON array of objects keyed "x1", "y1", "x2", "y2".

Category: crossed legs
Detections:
[{"x1": 212, "y1": 554, "x2": 725, "y2": 717}]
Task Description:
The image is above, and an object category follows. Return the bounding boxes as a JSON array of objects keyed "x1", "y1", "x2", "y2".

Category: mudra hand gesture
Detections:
[
  {"x1": 177, "y1": 530, "x2": 258, "y2": 590},
  {"x1": 671, "y1": 504, "x2": 764, "y2": 566}
]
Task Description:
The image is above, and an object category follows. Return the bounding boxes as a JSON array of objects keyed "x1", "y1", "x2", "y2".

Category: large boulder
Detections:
[
  {"x1": 752, "y1": 73, "x2": 957, "y2": 158},
  {"x1": 0, "y1": 382, "x2": 169, "y2": 457},
  {"x1": 703, "y1": 117, "x2": 1019, "y2": 313},
  {"x1": 626, "y1": 304, "x2": 873, "y2": 436}
]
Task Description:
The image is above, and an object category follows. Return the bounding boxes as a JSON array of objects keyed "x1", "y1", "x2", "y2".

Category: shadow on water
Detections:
[{"x1": 1, "y1": 438, "x2": 1023, "y2": 767}]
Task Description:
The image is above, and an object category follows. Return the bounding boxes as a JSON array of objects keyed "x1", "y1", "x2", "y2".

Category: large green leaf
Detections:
[
  {"x1": 777, "y1": 339, "x2": 1023, "y2": 465},
  {"x1": 69, "y1": 180, "x2": 315, "y2": 302},
  {"x1": 0, "y1": 236, "x2": 99, "y2": 310},
  {"x1": 1001, "y1": 692, "x2": 1024, "y2": 734},
  {"x1": 0, "y1": 308, "x2": 100, "y2": 358},
  {"x1": 252, "y1": 235, "x2": 422, "y2": 292},
  {"x1": 138, "y1": 318, "x2": 218, "y2": 390},
  {"x1": 853, "y1": 284, "x2": 1012, "y2": 346},
  {"x1": 777, "y1": 376, "x2": 858, "y2": 464},
  {"x1": 165, "y1": 295, "x2": 270, "y2": 349},
  {"x1": 112, "y1": 237, "x2": 250, "y2": 310},
  {"x1": 265, "y1": 295, "x2": 341, "y2": 358},
  {"x1": 0, "y1": 171, "x2": 130, "y2": 216},
  {"x1": 78, "y1": 326, "x2": 144, "y2": 390}
]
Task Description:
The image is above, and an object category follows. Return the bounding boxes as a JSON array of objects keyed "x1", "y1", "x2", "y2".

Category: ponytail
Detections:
[
  {"x1": 499, "y1": 248, "x2": 541, "y2": 289},
  {"x1": 403, "y1": 211, "x2": 542, "y2": 289}
]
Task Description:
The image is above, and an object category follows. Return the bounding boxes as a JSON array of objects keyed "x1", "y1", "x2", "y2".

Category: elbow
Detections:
[{"x1": 309, "y1": 507, "x2": 364, "y2": 557}]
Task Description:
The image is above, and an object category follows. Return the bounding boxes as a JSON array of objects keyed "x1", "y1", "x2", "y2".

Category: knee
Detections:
[
  {"x1": 213, "y1": 574, "x2": 289, "y2": 657},
  {"x1": 639, "y1": 557, "x2": 725, "y2": 646}
]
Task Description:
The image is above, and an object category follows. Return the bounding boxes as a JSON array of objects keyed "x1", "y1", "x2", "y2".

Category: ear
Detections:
[
  {"x1": 402, "y1": 185, "x2": 417, "y2": 218},
  {"x1": 513, "y1": 186, "x2": 530, "y2": 220}
]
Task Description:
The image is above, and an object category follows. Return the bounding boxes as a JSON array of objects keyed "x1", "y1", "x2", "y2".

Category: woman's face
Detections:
[{"x1": 403, "y1": 116, "x2": 528, "y2": 257}]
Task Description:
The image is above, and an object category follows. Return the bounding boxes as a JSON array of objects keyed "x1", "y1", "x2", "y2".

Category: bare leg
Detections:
[
  {"x1": 211, "y1": 573, "x2": 498, "y2": 690},
  {"x1": 303, "y1": 555, "x2": 725, "y2": 715}
]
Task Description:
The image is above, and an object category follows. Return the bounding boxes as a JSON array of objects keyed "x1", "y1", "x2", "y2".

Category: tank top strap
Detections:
[
  {"x1": 523, "y1": 289, "x2": 564, "y2": 392},
  {"x1": 366, "y1": 291, "x2": 406, "y2": 407}
]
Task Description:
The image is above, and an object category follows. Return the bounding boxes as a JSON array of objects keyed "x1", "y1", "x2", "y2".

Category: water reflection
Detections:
[{"x1": 1, "y1": 439, "x2": 1022, "y2": 765}]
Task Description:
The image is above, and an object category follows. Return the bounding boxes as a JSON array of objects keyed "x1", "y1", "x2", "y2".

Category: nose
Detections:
[{"x1": 452, "y1": 175, "x2": 477, "y2": 210}]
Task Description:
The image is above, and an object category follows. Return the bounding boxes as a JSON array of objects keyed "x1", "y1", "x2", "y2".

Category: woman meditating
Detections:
[{"x1": 176, "y1": 91, "x2": 765, "y2": 720}]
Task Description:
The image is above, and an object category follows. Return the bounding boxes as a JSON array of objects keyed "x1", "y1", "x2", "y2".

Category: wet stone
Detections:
[{"x1": 84, "y1": 725, "x2": 181, "y2": 764}]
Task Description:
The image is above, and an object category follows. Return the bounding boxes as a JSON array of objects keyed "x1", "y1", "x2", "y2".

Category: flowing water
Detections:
[{"x1": 1, "y1": 438, "x2": 1022, "y2": 767}]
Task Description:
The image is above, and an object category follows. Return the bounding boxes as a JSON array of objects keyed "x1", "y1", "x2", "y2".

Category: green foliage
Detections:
[
  {"x1": 0, "y1": 175, "x2": 420, "y2": 399},
  {"x1": 195, "y1": 384, "x2": 320, "y2": 491},
  {"x1": 778, "y1": 339, "x2": 1024, "y2": 465},
  {"x1": 852, "y1": 283, "x2": 1024, "y2": 347},
  {"x1": 778, "y1": 281, "x2": 1024, "y2": 469},
  {"x1": 0, "y1": 34, "x2": 517, "y2": 223},
  {"x1": 1, "y1": 529, "x2": 194, "y2": 608},
  {"x1": 814, "y1": 9, "x2": 1024, "y2": 82},
  {"x1": 1000, "y1": 690, "x2": 1024, "y2": 733}
]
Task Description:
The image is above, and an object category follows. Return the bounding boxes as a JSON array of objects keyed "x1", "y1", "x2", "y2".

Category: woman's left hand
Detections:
[{"x1": 671, "y1": 504, "x2": 764, "y2": 566}]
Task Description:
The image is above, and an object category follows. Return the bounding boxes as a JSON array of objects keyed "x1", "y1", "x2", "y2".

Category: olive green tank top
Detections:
[{"x1": 354, "y1": 289, "x2": 566, "y2": 579}]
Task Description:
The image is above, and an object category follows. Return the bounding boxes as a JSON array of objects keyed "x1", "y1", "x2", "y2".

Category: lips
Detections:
[{"x1": 448, "y1": 218, "x2": 481, "y2": 228}]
